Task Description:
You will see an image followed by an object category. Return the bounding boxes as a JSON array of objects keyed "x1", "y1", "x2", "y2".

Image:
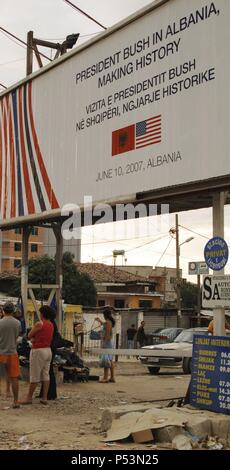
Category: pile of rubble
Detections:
[{"x1": 100, "y1": 402, "x2": 230, "y2": 450}]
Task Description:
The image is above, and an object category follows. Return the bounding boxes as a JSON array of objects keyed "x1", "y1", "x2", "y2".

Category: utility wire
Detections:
[
  {"x1": 63, "y1": 0, "x2": 107, "y2": 30},
  {"x1": 155, "y1": 237, "x2": 173, "y2": 267},
  {"x1": 39, "y1": 231, "x2": 169, "y2": 248},
  {"x1": 179, "y1": 224, "x2": 210, "y2": 240},
  {"x1": 91, "y1": 234, "x2": 170, "y2": 261},
  {"x1": 0, "y1": 26, "x2": 52, "y2": 62},
  {"x1": 44, "y1": 32, "x2": 100, "y2": 41},
  {"x1": 0, "y1": 57, "x2": 24, "y2": 67}
]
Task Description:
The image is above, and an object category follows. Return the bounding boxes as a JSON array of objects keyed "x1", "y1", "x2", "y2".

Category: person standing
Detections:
[
  {"x1": 208, "y1": 318, "x2": 230, "y2": 335},
  {"x1": 38, "y1": 308, "x2": 59, "y2": 400},
  {"x1": 136, "y1": 321, "x2": 147, "y2": 348},
  {"x1": 95, "y1": 307, "x2": 116, "y2": 383},
  {"x1": 126, "y1": 324, "x2": 137, "y2": 350},
  {"x1": 21, "y1": 305, "x2": 54, "y2": 405},
  {"x1": 0, "y1": 302, "x2": 20, "y2": 408}
]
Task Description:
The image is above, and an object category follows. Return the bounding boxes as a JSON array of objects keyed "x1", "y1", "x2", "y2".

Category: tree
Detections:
[
  {"x1": 9, "y1": 252, "x2": 96, "y2": 306},
  {"x1": 181, "y1": 281, "x2": 199, "y2": 309}
]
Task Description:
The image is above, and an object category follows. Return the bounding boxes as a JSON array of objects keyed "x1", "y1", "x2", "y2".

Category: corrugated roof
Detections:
[
  {"x1": 76, "y1": 263, "x2": 151, "y2": 283},
  {"x1": 0, "y1": 271, "x2": 19, "y2": 280}
]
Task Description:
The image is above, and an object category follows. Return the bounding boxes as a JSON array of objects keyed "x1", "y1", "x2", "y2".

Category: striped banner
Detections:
[{"x1": 0, "y1": 83, "x2": 59, "y2": 219}]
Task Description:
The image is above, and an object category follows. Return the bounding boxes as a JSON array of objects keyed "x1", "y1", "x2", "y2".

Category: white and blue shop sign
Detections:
[{"x1": 204, "y1": 237, "x2": 229, "y2": 271}]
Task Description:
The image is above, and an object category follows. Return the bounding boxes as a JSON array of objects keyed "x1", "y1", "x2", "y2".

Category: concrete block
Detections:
[
  {"x1": 154, "y1": 426, "x2": 185, "y2": 443},
  {"x1": 101, "y1": 403, "x2": 154, "y2": 432},
  {"x1": 172, "y1": 434, "x2": 192, "y2": 450},
  {"x1": 185, "y1": 418, "x2": 212, "y2": 439},
  {"x1": 211, "y1": 417, "x2": 230, "y2": 438}
]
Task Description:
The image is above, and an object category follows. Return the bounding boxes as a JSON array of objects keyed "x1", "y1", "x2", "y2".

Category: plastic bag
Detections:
[
  {"x1": 89, "y1": 330, "x2": 101, "y2": 340},
  {"x1": 99, "y1": 354, "x2": 111, "y2": 368}
]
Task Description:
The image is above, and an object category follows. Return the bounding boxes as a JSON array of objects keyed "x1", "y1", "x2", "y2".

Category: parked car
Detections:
[
  {"x1": 139, "y1": 327, "x2": 209, "y2": 375},
  {"x1": 146, "y1": 327, "x2": 183, "y2": 345}
]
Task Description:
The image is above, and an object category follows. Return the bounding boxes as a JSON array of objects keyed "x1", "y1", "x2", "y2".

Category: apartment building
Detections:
[{"x1": 0, "y1": 227, "x2": 44, "y2": 272}]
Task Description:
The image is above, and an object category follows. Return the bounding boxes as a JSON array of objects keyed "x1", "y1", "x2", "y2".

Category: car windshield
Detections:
[
  {"x1": 174, "y1": 329, "x2": 207, "y2": 343},
  {"x1": 153, "y1": 328, "x2": 181, "y2": 341}
]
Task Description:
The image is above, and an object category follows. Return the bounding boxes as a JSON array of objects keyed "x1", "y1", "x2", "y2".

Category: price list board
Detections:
[{"x1": 190, "y1": 335, "x2": 230, "y2": 414}]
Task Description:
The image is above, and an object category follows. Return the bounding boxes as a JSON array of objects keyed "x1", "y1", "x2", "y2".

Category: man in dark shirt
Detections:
[{"x1": 136, "y1": 321, "x2": 147, "y2": 348}]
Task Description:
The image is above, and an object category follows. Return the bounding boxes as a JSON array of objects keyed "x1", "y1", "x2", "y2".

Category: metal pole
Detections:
[
  {"x1": 197, "y1": 274, "x2": 201, "y2": 327},
  {"x1": 21, "y1": 227, "x2": 30, "y2": 323},
  {"x1": 115, "y1": 333, "x2": 119, "y2": 363},
  {"x1": 175, "y1": 214, "x2": 181, "y2": 327},
  {"x1": 53, "y1": 224, "x2": 63, "y2": 332},
  {"x1": 26, "y1": 31, "x2": 34, "y2": 75},
  {"x1": 212, "y1": 192, "x2": 225, "y2": 336}
]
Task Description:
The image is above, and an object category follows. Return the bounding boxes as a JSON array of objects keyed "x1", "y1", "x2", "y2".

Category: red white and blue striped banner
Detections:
[{"x1": 0, "y1": 83, "x2": 59, "y2": 219}]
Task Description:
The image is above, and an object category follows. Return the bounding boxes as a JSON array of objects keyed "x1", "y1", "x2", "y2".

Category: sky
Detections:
[{"x1": 0, "y1": 0, "x2": 229, "y2": 281}]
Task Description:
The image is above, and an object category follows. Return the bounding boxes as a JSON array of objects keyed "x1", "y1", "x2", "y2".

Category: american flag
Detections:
[{"x1": 136, "y1": 115, "x2": 161, "y2": 149}]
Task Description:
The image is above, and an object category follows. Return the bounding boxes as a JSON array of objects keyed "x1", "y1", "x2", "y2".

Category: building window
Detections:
[
  {"x1": 31, "y1": 227, "x2": 38, "y2": 236},
  {"x1": 14, "y1": 259, "x2": 21, "y2": 268},
  {"x1": 139, "y1": 300, "x2": 152, "y2": 309},
  {"x1": 14, "y1": 242, "x2": 21, "y2": 252},
  {"x1": 31, "y1": 244, "x2": 38, "y2": 253},
  {"x1": 98, "y1": 300, "x2": 105, "y2": 307},
  {"x1": 15, "y1": 228, "x2": 22, "y2": 234},
  {"x1": 114, "y1": 299, "x2": 125, "y2": 309}
]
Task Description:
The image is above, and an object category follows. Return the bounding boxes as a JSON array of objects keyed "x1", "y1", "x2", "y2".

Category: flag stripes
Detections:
[{"x1": 0, "y1": 83, "x2": 59, "y2": 219}]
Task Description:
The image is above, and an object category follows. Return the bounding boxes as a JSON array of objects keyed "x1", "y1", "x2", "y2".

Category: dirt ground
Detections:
[{"x1": 0, "y1": 362, "x2": 190, "y2": 450}]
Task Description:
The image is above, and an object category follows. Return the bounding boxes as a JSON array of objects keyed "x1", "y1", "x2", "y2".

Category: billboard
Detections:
[{"x1": 0, "y1": 0, "x2": 229, "y2": 223}]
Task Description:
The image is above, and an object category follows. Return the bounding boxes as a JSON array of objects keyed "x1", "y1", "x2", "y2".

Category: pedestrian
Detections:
[
  {"x1": 208, "y1": 318, "x2": 230, "y2": 335},
  {"x1": 38, "y1": 308, "x2": 60, "y2": 400},
  {"x1": 14, "y1": 307, "x2": 26, "y2": 336},
  {"x1": 20, "y1": 305, "x2": 54, "y2": 405},
  {"x1": 0, "y1": 302, "x2": 20, "y2": 408},
  {"x1": 136, "y1": 321, "x2": 147, "y2": 348},
  {"x1": 126, "y1": 324, "x2": 137, "y2": 350},
  {"x1": 95, "y1": 307, "x2": 116, "y2": 383}
]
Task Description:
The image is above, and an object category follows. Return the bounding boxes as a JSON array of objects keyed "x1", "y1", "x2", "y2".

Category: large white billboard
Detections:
[{"x1": 0, "y1": 0, "x2": 229, "y2": 221}]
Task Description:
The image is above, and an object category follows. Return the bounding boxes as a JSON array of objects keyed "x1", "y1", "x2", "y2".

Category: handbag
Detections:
[
  {"x1": 89, "y1": 330, "x2": 101, "y2": 340},
  {"x1": 89, "y1": 319, "x2": 102, "y2": 340}
]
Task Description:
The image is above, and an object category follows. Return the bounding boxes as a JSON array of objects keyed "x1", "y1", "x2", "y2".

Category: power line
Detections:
[
  {"x1": 63, "y1": 0, "x2": 107, "y2": 30},
  {"x1": 42, "y1": 231, "x2": 169, "y2": 248},
  {"x1": 91, "y1": 234, "x2": 170, "y2": 261},
  {"x1": 0, "y1": 26, "x2": 52, "y2": 62},
  {"x1": 179, "y1": 224, "x2": 210, "y2": 240},
  {"x1": 155, "y1": 237, "x2": 173, "y2": 267},
  {"x1": 44, "y1": 32, "x2": 100, "y2": 41},
  {"x1": 0, "y1": 57, "x2": 24, "y2": 67}
]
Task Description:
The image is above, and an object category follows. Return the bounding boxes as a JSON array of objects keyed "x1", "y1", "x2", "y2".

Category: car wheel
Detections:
[
  {"x1": 148, "y1": 366, "x2": 160, "y2": 375},
  {"x1": 182, "y1": 358, "x2": 191, "y2": 374}
]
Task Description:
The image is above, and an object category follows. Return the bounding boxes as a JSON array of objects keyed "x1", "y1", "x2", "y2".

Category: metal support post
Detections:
[
  {"x1": 26, "y1": 31, "x2": 34, "y2": 75},
  {"x1": 175, "y1": 214, "x2": 181, "y2": 327},
  {"x1": 53, "y1": 224, "x2": 63, "y2": 332},
  {"x1": 21, "y1": 227, "x2": 30, "y2": 322},
  {"x1": 197, "y1": 274, "x2": 201, "y2": 327},
  {"x1": 213, "y1": 192, "x2": 225, "y2": 336}
]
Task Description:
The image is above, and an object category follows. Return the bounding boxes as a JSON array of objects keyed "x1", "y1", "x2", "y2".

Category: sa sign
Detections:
[{"x1": 202, "y1": 275, "x2": 230, "y2": 308}]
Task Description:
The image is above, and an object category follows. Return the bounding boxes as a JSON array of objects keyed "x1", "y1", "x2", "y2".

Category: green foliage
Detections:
[
  {"x1": 181, "y1": 280, "x2": 199, "y2": 309},
  {"x1": 9, "y1": 252, "x2": 96, "y2": 306}
]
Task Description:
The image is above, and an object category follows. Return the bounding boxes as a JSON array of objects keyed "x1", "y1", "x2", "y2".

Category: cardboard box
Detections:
[{"x1": 132, "y1": 429, "x2": 153, "y2": 443}]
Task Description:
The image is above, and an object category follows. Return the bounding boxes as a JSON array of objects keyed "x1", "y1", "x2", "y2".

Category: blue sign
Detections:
[
  {"x1": 190, "y1": 335, "x2": 230, "y2": 414},
  {"x1": 204, "y1": 237, "x2": 228, "y2": 271}
]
